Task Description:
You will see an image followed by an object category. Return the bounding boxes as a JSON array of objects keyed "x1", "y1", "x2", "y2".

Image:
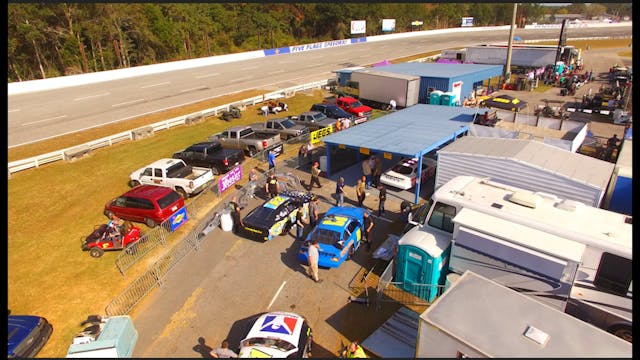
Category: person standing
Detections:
[
  {"x1": 267, "y1": 150, "x2": 276, "y2": 173},
  {"x1": 372, "y1": 156, "x2": 383, "y2": 187},
  {"x1": 309, "y1": 161, "x2": 322, "y2": 189},
  {"x1": 362, "y1": 158, "x2": 372, "y2": 189},
  {"x1": 229, "y1": 196, "x2": 243, "y2": 235},
  {"x1": 363, "y1": 211, "x2": 374, "y2": 250},
  {"x1": 298, "y1": 143, "x2": 308, "y2": 167},
  {"x1": 265, "y1": 173, "x2": 279, "y2": 198},
  {"x1": 309, "y1": 196, "x2": 319, "y2": 229},
  {"x1": 606, "y1": 134, "x2": 620, "y2": 161},
  {"x1": 341, "y1": 340, "x2": 367, "y2": 358},
  {"x1": 387, "y1": 99, "x2": 397, "y2": 111},
  {"x1": 377, "y1": 184, "x2": 386, "y2": 217},
  {"x1": 295, "y1": 204, "x2": 308, "y2": 242},
  {"x1": 248, "y1": 168, "x2": 258, "y2": 199},
  {"x1": 356, "y1": 176, "x2": 366, "y2": 208},
  {"x1": 335, "y1": 177, "x2": 346, "y2": 207},
  {"x1": 306, "y1": 239, "x2": 322, "y2": 283},
  {"x1": 210, "y1": 339, "x2": 238, "y2": 358}
]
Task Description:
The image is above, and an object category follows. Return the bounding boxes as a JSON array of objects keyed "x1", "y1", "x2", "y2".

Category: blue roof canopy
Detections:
[{"x1": 322, "y1": 104, "x2": 479, "y2": 158}]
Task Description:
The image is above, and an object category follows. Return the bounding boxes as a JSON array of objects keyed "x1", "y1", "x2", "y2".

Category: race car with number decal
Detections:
[
  {"x1": 380, "y1": 157, "x2": 437, "y2": 190},
  {"x1": 298, "y1": 206, "x2": 366, "y2": 268},
  {"x1": 239, "y1": 311, "x2": 313, "y2": 358},
  {"x1": 242, "y1": 191, "x2": 314, "y2": 241}
]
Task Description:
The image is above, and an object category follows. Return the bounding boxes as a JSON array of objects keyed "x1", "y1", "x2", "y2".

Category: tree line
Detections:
[{"x1": 8, "y1": 3, "x2": 631, "y2": 82}]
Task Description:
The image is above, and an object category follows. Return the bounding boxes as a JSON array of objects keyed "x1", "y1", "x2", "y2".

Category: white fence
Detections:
[{"x1": 7, "y1": 80, "x2": 329, "y2": 176}]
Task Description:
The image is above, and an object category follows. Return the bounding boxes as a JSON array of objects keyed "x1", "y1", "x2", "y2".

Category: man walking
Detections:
[
  {"x1": 372, "y1": 156, "x2": 382, "y2": 187},
  {"x1": 309, "y1": 196, "x2": 319, "y2": 229},
  {"x1": 309, "y1": 161, "x2": 322, "y2": 189},
  {"x1": 229, "y1": 196, "x2": 243, "y2": 235},
  {"x1": 306, "y1": 239, "x2": 322, "y2": 283},
  {"x1": 377, "y1": 183, "x2": 386, "y2": 217},
  {"x1": 356, "y1": 176, "x2": 366, "y2": 208},
  {"x1": 335, "y1": 177, "x2": 346, "y2": 207},
  {"x1": 265, "y1": 173, "x2": 279, "y2": 198},
  {"x1": 362, "y1": 158, "x2": 372, "y2": 189},
  {"x1": 363, "y1": 211, "x2": 374, "y2": 250},
  {"x1": 267, "y1": 150, "x2": 276, "y2": 173},
  {"x1": 295, "y1": 204, "x2": 308, "y2": 242}
]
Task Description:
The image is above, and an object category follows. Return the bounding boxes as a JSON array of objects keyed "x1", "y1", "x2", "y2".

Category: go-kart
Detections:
[{"x1": 81, "y1": 221, "x2": 142, "y2": 258}]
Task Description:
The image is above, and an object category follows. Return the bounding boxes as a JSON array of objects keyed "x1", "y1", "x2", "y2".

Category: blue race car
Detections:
[
  {"x1": 242, "y1": 191, "x2": 314, "y2": 241},
  {"x1": 298, "y1": 206, "x2": 366, "y2": 268}
]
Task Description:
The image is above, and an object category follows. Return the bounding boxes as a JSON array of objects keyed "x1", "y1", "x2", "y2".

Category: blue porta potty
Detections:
[
  {"x1": 429, "y1": 90, "x2": 443, "y2": 105},
  {"x1": 395, "y1": 229, "x2": 452, "y2": 303}
]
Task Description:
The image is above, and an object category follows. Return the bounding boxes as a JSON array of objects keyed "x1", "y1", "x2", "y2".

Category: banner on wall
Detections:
[
  {"x1": 382, "y1": 19, "x2": 396, "y2": 32},
  {"x1": 461, "y1": 17, "x2": 474, "y2": 27},
  {"x1": 351, "y1": 20, "x2": 367, "y2": 35}
]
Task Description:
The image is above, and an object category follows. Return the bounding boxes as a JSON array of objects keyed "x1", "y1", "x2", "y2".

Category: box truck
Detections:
[
  {"x1": 393, "y1": 175, "x2": 632, "y2": 342},
  {"x1": 350, "y1": 69, "x2": 420, "y2": 109}
]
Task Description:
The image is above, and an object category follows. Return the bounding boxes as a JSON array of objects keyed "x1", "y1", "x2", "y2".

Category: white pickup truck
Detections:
[{"x1": 129, "y1": 158, "x2": 214, "y2": 198}]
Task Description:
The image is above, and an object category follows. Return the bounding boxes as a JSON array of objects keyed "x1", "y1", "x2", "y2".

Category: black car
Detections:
[
  {"x1": 310, "y1": 103, "x2": 355, "y2": 120},
  {"x1": 173, "y1": 141, "x2": 245, "y2": 175},
  {"x1": 242, "y1": 191, "x2": 314, "y2": 241}
]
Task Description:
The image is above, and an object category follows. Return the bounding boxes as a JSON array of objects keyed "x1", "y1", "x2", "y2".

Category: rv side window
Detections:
[
  {"x1": 593, "y1": 252, "x2": 632, "y2": 296},
  {"x1": 427, "y1": 202, "x2": 456, "y2": 233}
]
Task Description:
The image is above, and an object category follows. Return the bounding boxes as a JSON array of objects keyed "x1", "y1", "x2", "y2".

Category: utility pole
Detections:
[{"x1": 503, "y1": 3, "x2": 518, "y2": 87}]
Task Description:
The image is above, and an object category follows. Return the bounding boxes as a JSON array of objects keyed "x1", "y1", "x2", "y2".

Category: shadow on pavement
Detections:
[{"x1": 192, "y1": 336, "x2": 213, "y2": 358}]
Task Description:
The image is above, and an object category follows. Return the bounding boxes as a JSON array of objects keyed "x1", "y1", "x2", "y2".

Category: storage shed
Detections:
[
  {"x1": 436, "y1": 136, "x2": 615, "y2": 207},
  {"x1": 364, "y1": 62, "x2": 503, "y2": 104},
  {"x1": 417, "y1": 271, "x2": 632, "y2": 358}
]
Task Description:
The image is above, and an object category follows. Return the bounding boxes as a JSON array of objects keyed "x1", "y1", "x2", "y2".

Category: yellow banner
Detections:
[
  {"x1": 310, "y1": 126, "x2": 334, "y2": 145},
  {"x1": 384, "y1": 152, "x2": 392, "y2": 160},
  {"x1": 360, "y1": 147, "x2": 370, "y2": 155}
]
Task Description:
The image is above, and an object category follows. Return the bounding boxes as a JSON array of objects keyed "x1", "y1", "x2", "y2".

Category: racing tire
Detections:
[
  {"x1": 210, "y1": 167, "x2": 220, "y2": 176},
  {"x1": 608, "y1": 325, "x2": 632, "y2": 343},
  {"x1": 248, "y1": 147, "x2": 258, "y2": 157},
  {"x1": 176, "y1": 187, "x2": 188, "y2": 199},
  {"x1": 347, "y1": 244, "x2": 355, "y2": 260},
  {"x1": 128, "y1": 180, "x2": 141, "y2": 188},
  {"x1": 145, "y1": 218, "x2": 157, "y2": 228},
  {"x1": 89, "y1": 247, "x2": 104, "y2": 258},
  {"x1": 104, "y1": 210, "x2": 114, "y2": 220}
]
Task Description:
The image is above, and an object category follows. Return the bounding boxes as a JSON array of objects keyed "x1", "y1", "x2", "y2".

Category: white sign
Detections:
[
  {"x1": 351, "y1": 20, "x2": 366, "y2": 35},
  {"x1": 452, "y1": 81, "x2": 463, "y2": 104},
  {"x1": 461, "y1": 17, "x2": 474, "y2": 27},
  {"x1": 382, "y1": 19, "x2": 396, "y2": 32}
]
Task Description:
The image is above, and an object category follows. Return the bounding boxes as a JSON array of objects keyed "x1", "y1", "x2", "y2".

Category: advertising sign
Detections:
[
  {"x1": 310, "y1": 126, "x2": 334, "y2": 144},
  {"x1": 218, "y1": 165, "x2": 243, "y2": 193},
  {"x1": 382, "y1": 19, "x2": 396, "y2": 32},
  {"x1": 169, "y1": 206, "x2": 188, "y2": 232},
  {"x1": 351, "y1": 20, "x2": 366, "y2": 35},
  {"x1": 461, "y1": 17, "x2": 474, "y2": 27}
]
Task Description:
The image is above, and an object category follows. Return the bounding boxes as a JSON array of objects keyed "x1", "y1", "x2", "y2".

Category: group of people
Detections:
[{"x1": 361, "y1": 156, "x2": 382, "y2": 190}]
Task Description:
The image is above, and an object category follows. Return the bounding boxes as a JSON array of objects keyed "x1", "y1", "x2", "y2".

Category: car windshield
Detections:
[
  {"x1": 391, "y1": 164, "x2": 414, "y2": 175},
  {"x1": 248, "y1": 205, "x2": 280, "y2": 222},
  {"x1": 280, "y1": 119, "x2": 297, "y2": 128},
  {"x1": 157, "y1": 191, "x2": 181, "y2": 209},
  {"x1": 352, "y1": 100, "x2": 364, "y2": 107},
  {"x1": 242, "y1": 337, "x2": 296, "y2": 352},
  {"x1": 309, "y1": 228, "x2": 341, "y2": 245}
]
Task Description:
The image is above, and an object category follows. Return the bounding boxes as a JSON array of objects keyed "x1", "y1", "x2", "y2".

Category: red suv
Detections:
[
  {"x1": 104, "y1": 185, "x2": 184, "y2": 228},
  {"x1": 336, "y1": 96, "x2": 373, "y2": 119}
]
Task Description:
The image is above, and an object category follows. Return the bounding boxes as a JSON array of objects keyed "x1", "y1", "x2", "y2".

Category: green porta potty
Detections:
[
  {"x1": 429, "y1": 90, "x2": 443, "y2": 105},
  {"x1": 395, "y1": 229, "x2": 451, "y2": 303}
]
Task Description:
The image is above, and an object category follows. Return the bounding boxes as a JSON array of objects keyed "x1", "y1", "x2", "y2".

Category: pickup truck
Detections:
[
  {"x1": 172, "y1": 141, "x2": 245, "y2": 175},
  {"x1": 210, "y1": 125, "x2": 284, "y2": 157},
  {"x1": 250, "y1": 118, "x2": 310, "y2": 141},
  {"x1": 289, "y1": 111, "x2": 336, "y2": 131},
  {"x1": 128, "y1": 158, "x2": 214, "y2": 198},
  {"x1": 336, "y1": 96, "x2": 373, "y2": 119}
]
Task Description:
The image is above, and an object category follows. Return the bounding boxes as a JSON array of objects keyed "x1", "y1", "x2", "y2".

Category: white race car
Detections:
[
  {"x1": 239, "y1": 312, "x2": 313, "y2": 358},
  {"x1": 379, "y1": 157, "x2": 437, "y2": 190}
]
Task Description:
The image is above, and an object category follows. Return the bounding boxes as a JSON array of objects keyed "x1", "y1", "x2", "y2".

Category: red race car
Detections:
[{"x1": 81, "y1": 221, "x2": 142, "y2": 258}]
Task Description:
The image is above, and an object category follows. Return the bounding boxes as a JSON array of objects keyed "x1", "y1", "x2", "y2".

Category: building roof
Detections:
[
  {"x1": 421, "y1": 271, "x2": 632, "y2": 357},
  {"x1": 369, "y1": 62, "x2": 503, "y2": 79},
  {"x1": 322, "y1": 104, "x2": 478, "y2": 158},
  {"x1": 439, "y1": 136, "x2": 615, "y2": 189}
]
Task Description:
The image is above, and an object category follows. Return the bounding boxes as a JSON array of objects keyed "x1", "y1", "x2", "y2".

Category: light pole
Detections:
[{"x1": 503, "y1": 3, "x2": 518, "y2": 87}]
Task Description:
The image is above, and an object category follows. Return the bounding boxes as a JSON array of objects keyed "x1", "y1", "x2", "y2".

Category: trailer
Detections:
[
  {"x1": 435, "y1": 137, "x2": 615, "y2": 207},
  {"x1": 465, "y1": 45, "x2": 555, "y2": 67},
  {"x1": 395, "y1": 175, "x2": 632, "y2": 342},
  {"x1": 603, "y1": 139, "x2": 632, "y2": 215},
  {"x1": 350, "y1": 69, "x2": 420, "y2": 108},
  {"x1": 417, "y1": 271, "x2": 632, "y2": 358}
]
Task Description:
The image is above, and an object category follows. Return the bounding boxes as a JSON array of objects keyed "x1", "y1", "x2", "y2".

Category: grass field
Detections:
[{"x1": 8, "y1": 37, "x2": 631, "y2": 357}]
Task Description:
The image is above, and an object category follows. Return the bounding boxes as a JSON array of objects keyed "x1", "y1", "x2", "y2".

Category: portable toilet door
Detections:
[
  {"x1": 395, "y1": 232, "x2": 452, "y2": 302},
  {"x1": 440, "y1": 92, "x2": 456, "y2": 106},
  {"x1": 429, "y1": 90, "x2": 443, "y2": 105}
]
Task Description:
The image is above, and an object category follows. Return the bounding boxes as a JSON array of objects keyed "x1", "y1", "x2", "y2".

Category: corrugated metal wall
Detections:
[
  {"x1": 420, "y1": 78, "x2": 450, "y2": 104},
  {"x1": 435, "y1": 154, "x2": 603, "y2": 207}
]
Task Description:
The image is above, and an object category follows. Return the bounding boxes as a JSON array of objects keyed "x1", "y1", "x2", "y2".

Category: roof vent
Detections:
[
  {"x1": 555, "y1": 199, "x2": 585, "y2": 212},
  {"x1": 508, "y1": 191, "x2": 541, "y2": 209},
  {"x1": 523, "y1": 325, "x2": 550, "y2": 346}
]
